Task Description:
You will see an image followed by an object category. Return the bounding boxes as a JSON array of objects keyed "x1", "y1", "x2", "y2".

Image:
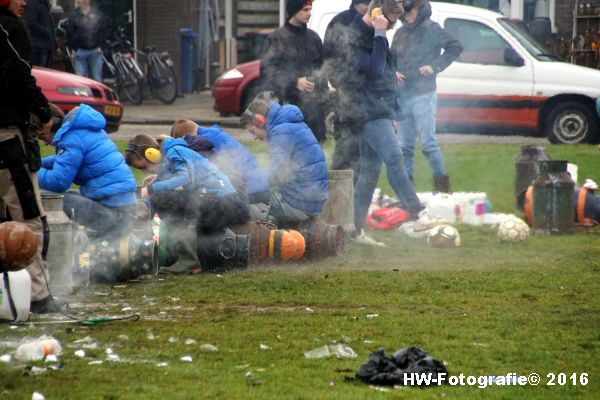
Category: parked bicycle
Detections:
[
  {"x1": 137, "y1": 46, "x2": 178, "y2": 105},
  {"x1": 103, "y1": 27, "x2": 145, "y2": 105}
]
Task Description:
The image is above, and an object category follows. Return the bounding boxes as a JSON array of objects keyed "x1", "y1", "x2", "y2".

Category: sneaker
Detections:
[
  {"x1": 352, "y1": 229, "x2": 386, "y2": 247},
  {"x1": 30, "y1": 296, "x2": 67, "y2": 314},
  {"x1": 412, "y1": 209, "x2": 448, "y2": 232}
]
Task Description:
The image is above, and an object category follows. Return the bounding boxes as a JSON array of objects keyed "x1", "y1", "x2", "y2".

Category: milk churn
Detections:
[
  {"x1": 89, "y1": 233, "x2": 157, "y2": 283},
  {"x1": 231, "y1": 221, "x2": 306, "y2": 264},
  {"x1": 297, "y1": 218, "x2": 345, "y2": 259},
  {"x1": 532, "y1": 160, "x2": 574, "y2": 234},
  {"x1": 196, "y1": 228, "x2": 249, "y2": 272},
  {"x1": 515, "y1": 145, "x2": 549, "y2": 211},
  {"x1": 320, "y1": 170, "x2": 355, "y2": 235},
  {"x1": 41, "y1": 191, "x2": 73, "y2": 295}
]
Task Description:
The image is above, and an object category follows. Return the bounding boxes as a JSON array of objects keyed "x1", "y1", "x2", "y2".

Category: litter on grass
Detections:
[
  {"x1": 200, "y1": 344, "x2": 218, "y2": 352},
  {"x1": 304, "y1": 344, "x2": 357, "y2": 359}
]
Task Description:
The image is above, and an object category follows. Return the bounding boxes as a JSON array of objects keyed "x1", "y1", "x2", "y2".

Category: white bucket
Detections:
[
  {"x1": 0, "y1": 270, "x2": 31, "y2": 322},
  {"x1": 454, "y1": 192, "x2": 490, "y2": 226},
  {"x1": 427, "y1": 193, "x2": 460, "y2": 223}
]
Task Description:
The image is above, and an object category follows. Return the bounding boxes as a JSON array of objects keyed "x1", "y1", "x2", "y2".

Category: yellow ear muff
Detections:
[
  {"x1": 370, "y1": 7, "x2": 382, "y2": 20},
  {"x1": 145, "y1": 148, "x2": 162, "y2": 164}
]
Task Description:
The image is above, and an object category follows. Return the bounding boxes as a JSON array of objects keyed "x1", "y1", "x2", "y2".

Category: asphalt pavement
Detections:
[
  {"x1": 116, "y1": 90, "x2": 549, "y2": 145},
  {"x1": 121, "y1": 90, "x2": 240, "y2": 128}
]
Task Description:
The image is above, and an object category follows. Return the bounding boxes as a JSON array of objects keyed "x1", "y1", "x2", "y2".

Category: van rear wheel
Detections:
[{"x1": 544, "y1": 102, "x2": 598, "y2": 144}]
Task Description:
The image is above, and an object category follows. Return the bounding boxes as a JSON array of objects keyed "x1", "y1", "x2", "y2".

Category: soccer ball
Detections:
[
  {"x1": 497, "y1": 216, "x2": 529, "y2": 242},
  {"x1": 427, "y1": 224, "x2": 461, "y2": 248}
]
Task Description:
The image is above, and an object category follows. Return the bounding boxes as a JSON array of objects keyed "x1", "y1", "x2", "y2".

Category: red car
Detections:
[
  {"x1": 32, "y1": 67, "x2": 123, "y2": 132},
  {"x1": 212, "y1": 60, "x2": 261, "y2": 116}
]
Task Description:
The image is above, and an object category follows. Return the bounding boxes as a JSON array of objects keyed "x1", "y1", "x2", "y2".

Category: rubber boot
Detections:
[
  {"x1": 159, "y1": 224, "x2": 201, "y2": 274},
  {"x1": 433, "y1": 175, "x2": 451, "y2": 193}
]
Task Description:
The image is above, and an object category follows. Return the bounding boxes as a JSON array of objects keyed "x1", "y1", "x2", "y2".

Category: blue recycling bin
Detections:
[{"x1": 180, "y1": 28, "x2": 198, "y2": 94}]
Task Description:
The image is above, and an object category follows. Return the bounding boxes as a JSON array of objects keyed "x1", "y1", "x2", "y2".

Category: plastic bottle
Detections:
[
  {"x1": 15, "y1": 337, "x2": 62, "y2": 361},
  {"x1": 72, "y1": 225, "x2": 90, "y2": 287}
]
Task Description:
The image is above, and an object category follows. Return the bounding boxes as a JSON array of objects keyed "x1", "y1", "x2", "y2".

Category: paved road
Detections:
[{"x1": 112, "y1": 124, "x2": 549, "y2": 145}]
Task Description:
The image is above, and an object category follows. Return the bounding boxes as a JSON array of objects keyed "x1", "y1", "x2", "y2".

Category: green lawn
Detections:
[{"x1": 1, "y1": 139, "x2": 597, "y2": 399}]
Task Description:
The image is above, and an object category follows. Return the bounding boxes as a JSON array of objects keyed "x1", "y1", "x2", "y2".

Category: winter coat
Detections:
[
  {"x1": 323, "y1": 5, "x2": 361, "y2": 89},
  {"x1": 24, "y1": 0, "x2": 56, "y2": 50},
  {"x1": 260, "y1": 22, "x2": 326, "y2": 105},
  {"x1": 196, "y1": 125, "x2": 269, "y2": 200},
  {"x1": 390, "y1": 0, "x2": 462, "y2": 98},
  {"x1": 0, "y1": 7, "x2": 50, "y2": 127},
  {"x1": 341, "y1": 14, "x2": 400, "y2": 125},
  {"x1": 265, "y1": 103, "x2": 328, "y2": 214},
  {"x1": 66, "y1": 7, "x2": 107, "y2": 50},
  {"x1": 150, "y1": 138, "x2": 236, "y2": 198},
  {"x1": 38, "y1": 104, "x2": 136, "y2": 207}
]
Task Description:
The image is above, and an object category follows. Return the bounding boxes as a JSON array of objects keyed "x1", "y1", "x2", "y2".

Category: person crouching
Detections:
[
  {"x1": 241, "y1": 96, "x2": 328, "y2": 228},
  {"x1": 125, "y1": 134, "x2": 250, "y2": 274}
]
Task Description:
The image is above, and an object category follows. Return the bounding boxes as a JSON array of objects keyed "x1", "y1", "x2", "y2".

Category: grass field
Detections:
[{"x1": 1, "y1": 139, "x2": 598, "y2": 399}]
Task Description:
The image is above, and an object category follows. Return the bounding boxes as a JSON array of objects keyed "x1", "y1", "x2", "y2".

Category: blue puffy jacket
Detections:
[
  {"x1": 38, "y1": 104, "x2": 136, "y2": 207},
  {"x1": 150, "y1": 137, "x2": 236, "y2": 197},
  {"x1": 266, "y1": 103, "x2": 328, "y2": 214},
  {"x1": 196, "y1": 125, "x2": 269, "y2": 198}
]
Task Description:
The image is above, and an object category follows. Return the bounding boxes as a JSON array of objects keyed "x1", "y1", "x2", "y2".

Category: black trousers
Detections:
[{"x1": 151, "y1": 190, "x2": 250, "y2": 234}]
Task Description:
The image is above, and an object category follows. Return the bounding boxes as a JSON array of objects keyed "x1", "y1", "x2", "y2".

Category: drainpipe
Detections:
[
  {"x1": 279, "y1": 0, "x2": 285, "y2": 27},
  {"x1": 225, "y1": 0, "x2": 232, "y2": 69}
]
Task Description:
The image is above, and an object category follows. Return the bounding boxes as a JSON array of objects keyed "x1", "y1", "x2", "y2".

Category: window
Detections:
[{"x1": 445, "y1": 18, "x2": 511, "y2": 65}]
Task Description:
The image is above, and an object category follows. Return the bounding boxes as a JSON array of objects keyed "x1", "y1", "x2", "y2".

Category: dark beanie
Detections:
[
  {"x1": 287, "y1": 0, "x2": 312, "y2": 19},
  {"x1": 352, "y1": 0, "x2": 370, "y2": 4}
]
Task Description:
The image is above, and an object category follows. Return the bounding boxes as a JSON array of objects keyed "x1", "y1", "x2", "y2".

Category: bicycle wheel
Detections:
[
  {"x1": 149, "y1": 61, "x2": 178, "y2": 104},
  {"x1": 118, "y1": 59, "x2": 144, "y2": 105}
]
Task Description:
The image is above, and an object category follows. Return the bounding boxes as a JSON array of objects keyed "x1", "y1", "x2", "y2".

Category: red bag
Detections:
[{"x1": 364, "y1": 207, "x2": 410, "y2": 230}]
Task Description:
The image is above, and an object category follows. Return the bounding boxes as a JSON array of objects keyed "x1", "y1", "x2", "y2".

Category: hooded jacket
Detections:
[
  {"x1": 196, "y1": 125, "x2": 269, "y2": 200},
  {"x1": 323, "y1": 4, "x2": 362, "y2": 89},
  {"x1": 390, "y1": 0, "x2": 462, "y2": 98},
  {"x1": 265, "y1": 103, "x2": 328, "y2": 215},
  {"x1": 0, "y1": 6, "x2": 50, "y2": 127},
  {"x1": 150, "y1": 137, "x2": 236, "y2": 198},
  {"x1": 38, "y1": 104, "x2": 136, "y2": 207},
  {"x1": 341, "y1": 14, "x2": 400, "y2": 125}
]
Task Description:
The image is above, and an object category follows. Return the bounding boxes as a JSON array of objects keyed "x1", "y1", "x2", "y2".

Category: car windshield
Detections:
[{"x1": 497, "y1": 18, "x2": 561, "y2": 62}]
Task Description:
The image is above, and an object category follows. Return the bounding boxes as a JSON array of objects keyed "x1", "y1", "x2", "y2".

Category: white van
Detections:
[{"x1": 308, "y1": 1, "x2": 600, "y2": 144}]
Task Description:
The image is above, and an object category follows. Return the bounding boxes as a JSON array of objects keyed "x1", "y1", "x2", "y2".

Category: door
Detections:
[
  {"x1": 436, "y1": 14, "x2": 538, "y2": 129},
  {"x1": 96, "y1": 0, "x2": 135, "y2": 47}
]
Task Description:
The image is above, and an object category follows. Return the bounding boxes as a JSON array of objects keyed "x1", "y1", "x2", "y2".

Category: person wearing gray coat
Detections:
[{"x1": 390, "y1": 0, "x2": 462, "y2": 193}]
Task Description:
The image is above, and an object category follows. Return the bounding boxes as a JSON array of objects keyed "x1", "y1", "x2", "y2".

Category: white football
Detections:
[
  {"x1": 497, "y1": 216, "x2": 529, "y2": 242},
  {"x1": 427, "y1": 224, "x2": 461, "y2": 248}
]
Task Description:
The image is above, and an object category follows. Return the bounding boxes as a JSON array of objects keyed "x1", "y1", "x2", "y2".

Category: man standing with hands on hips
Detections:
[
  {"x1": 391, "y1": 0, "x2": 462, "y2": 193},
  {"x1": 1, "y1": 0, "x2": 64, "y2": 313}
]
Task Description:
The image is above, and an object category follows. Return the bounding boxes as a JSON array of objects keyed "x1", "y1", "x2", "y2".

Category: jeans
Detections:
[
  {"x1": 63, "y1": 192, "x2": 134, "y2": 239},
  {"x1": 268, "y1": 191, "x2": 312, "y2": 228},
  {"x1": 397, "y1": 91, "x2": 445, "y2": 178},
  {"x1": 354, "y1": 119, "x2": 423, "y2": 231},
  {"x1": 74, "y1": 48, "x2": 103, "y2": 82}
]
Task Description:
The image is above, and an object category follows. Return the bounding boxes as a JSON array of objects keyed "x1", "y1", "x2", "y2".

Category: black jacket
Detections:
[
  {"x1": 24, "y1": 0, "x2": 56, "y2": 50},
  {"x1": 0, "y1": 7, "x2": 50, "y2": 127},
  {"x1": 66, "y1": 7, "x2": 107, "y2": 50},
  {"x1": 260, "y1": 22, "x2": 325, "y2": 105},
  {"x1": 390, "y1": 0, "x2": 462, "y2": 98},
  {"x1": 323, "y1": 6, "x2": 361, "y2": 89},
  {"x1": 341, "y1": 15, "x2": 400, "y2": 125}
]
